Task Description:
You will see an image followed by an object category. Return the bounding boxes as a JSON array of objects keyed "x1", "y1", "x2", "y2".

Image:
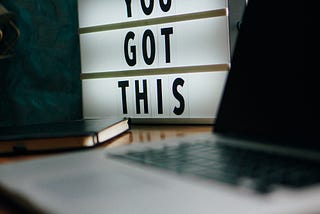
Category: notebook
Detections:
[
  {"x1": 0, "y1": 118, "x2": 130, "y2": 154},
  {"x1": 0, "y1": 0, "x2": 316, "y2": 213}
]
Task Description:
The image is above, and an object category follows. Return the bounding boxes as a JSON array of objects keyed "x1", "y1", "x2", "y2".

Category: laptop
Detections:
[{"x1": 0, "y1": 0, "x2": 316, "y2": 213}]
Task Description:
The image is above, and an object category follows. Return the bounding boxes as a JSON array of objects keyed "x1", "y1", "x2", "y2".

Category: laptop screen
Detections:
[{"x1": 215, "y1": 0, "x2": 309, "y2": 145}]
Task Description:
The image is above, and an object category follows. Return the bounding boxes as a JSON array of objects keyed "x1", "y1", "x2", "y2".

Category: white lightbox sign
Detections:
[
  {"x1": 78, "y1": 0, "x2": 227, "y2": 28},
  {"x1": 78, "y1": 0, "x2": 230, "y2": 124}
]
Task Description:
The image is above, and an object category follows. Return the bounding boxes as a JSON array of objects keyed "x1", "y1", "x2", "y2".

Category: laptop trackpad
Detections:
[
  {"x1": 38, "y1": 160, "x2": 165, "y2": 199},
  {"x1": 33, "y1": 159, "x2": 232, "y2": 213}
]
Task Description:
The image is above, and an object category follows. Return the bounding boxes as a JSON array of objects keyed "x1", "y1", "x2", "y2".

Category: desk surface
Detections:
[{"x1": 0, "y1": 125, "x2": 212, "y2": 214}]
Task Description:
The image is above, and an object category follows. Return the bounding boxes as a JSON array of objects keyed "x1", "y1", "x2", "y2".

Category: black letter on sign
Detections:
[
  {"x1": 141, "y1": 0, "x2": 154, "y2": 15},
  {"x1": 118, "y1": 81, "x2": 130, "y2": 114},
  {"x1": 135, "y1": 80, "x2": 149, "y2": 114},
  {"x1": 172, "y1": 78, "x2": 185, "y2": 115},
  {"x1": 159, "y1": 0, "x2": 172, "y2": 12},
  {"x1": 157, "y1": 79, "x2": 163, "y2": 114},
  {"x1": 142, "y1": 29, "x2": 156, "y2": 65},
  {"x1": 124, "y1": 31, "x2": 136, "y2": 66},
  {"x1": 125, "y1": 0, "x2": 132, "y2": 17},
  {"x1": 161, "y1": 27, "x2": 173, "y2": 63}
]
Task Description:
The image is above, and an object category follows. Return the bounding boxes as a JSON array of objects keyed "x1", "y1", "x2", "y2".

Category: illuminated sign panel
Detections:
[
  {"x1": 78, "y1": 0, "x2": 227, "y2": 28},
  {"x1": 78, "y1": 0, "x2": 230, "y2": 123}
]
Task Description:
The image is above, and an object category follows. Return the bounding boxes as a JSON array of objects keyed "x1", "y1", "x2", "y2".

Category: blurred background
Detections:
[{"x1": 0, "y1": 0, "x2": 82, "y2": 127}]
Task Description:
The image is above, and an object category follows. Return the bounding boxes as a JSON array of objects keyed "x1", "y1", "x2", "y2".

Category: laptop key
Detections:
[{"x1": 111, "y1": 140, "x2": 320, "y2": 194}]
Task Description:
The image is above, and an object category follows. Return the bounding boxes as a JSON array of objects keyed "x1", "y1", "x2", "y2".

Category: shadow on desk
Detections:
[{"x1": 108, "y1": 125, "x2": 212, "y2": 147}]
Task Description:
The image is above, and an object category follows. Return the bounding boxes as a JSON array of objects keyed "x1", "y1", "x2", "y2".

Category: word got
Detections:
[{"x1": 119, "y1": 0, "x2": 186, "y2": 116}]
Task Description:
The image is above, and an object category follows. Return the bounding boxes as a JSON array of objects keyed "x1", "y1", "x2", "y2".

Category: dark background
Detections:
[{"x1": 0, "y1": 0, "x2": 82, "y2": 127}]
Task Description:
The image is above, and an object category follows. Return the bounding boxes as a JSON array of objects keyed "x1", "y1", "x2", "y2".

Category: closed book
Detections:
[{"x1": 0, "y1": 118, "x2": 130, "y2": 154}]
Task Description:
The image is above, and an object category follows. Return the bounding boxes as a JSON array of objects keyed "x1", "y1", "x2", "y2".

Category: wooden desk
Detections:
[{"x1": 0, "y1": 125, "x2": 212, "y2": 214}]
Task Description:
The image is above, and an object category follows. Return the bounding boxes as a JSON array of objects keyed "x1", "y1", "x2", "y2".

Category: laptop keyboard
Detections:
[{"x1": 111, "y1": 140, "x2": 320, "y2": 194}]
